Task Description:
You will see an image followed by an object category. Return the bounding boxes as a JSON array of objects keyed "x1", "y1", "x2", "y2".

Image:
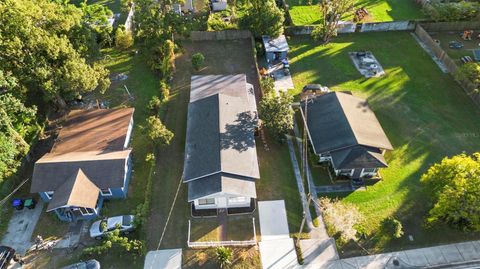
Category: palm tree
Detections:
[{"x1": 215, "y1": 246, "x2": 233, "y2": 268}]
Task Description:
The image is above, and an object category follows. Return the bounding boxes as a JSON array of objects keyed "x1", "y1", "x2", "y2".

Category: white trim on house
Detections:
[
  {"x1": 101, "y1": 188, "x2": 113, "y2": 196},
  {"x1": 74, "y1": 207, "x2": 96, "y2": 216},
  {"x1": 360, "y1": 168, "x2": 377, "y2": 177},
  {"x1": 123, "y1": 116, "x2": 134, "y2": 149},
  {"x1": 335, "y1": 169, "x2": 354, "y2": 177},
  {"x1": 45, "y1": 191, "x2": 54, "y2": 200}
]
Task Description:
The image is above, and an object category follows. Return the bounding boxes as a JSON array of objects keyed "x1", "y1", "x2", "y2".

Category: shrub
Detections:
[
  {"x1": 454, "y1": 62, "x2": 480, "y2": 92},
  {"x1": 115, "y1": 26, "x2": 134, "y2": 50},
  {"x1": 311, "y1": 25, "x2": 328, "y2": 42},
  {"x1": 83, "y1": 228, "x2": 145, "y2": 258},
  {"x1": 260, "y1": 76, "x2": 275, "y2": 95},
  {"x1": 319, "y1": 197, "x2": 363, "y2": 242},
  {"x1": 160, "y1": 80, "x2": 170, "y2": 102},
  {"x1": 215, "y1": 247, "x2": 233, "y2": 268},
  {"x1": 381, "y1": 217, "x2": 404, "y2": 239},
  {"x1": 208, "y1": 12, "x2": 237, "y2": 31},
  {"x1": 145, "y1": 116, "x2": 174, "y2": 146},
  {"x1": 424, "y1": 1, "x2": 480, "y2": 22},
  {"x1": 192, "y1": 53, "x2": 205, "y2": 71},
  {"x1": 148, "y1": 96, "x2": 162, "y2": 113}
]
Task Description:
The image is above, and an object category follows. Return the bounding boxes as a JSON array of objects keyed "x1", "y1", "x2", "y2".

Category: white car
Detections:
[{"x1": 89, "y1": 215, "x2": 135, "y2": 240}]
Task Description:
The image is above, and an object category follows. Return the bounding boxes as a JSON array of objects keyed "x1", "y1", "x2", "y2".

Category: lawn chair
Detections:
[
  {"x1": 473, "y1": 49, "x2": 480, "y2": 62},
  {"x1": 461, "y1": 56, "x2": 473, "y2": 64}
]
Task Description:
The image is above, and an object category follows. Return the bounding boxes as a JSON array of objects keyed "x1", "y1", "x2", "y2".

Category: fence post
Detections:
[
  {"x1": 252, "y1": 217, "x2": 257, "y2": 243},
  {"x1": 187, "y1": 219, "x2": 191, "y2": 247}
]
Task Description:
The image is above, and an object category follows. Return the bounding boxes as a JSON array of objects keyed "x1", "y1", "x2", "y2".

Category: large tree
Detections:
[
  {"x1": 421, "y1": 153, "x2": 480, "y2": 231},
  {"x1": 0, "y1": 94, "x2": 37, "y2": 183},
  {"x1": 314, "y1": 0, "x2": 355, "y2": 43},
  {"x1": 240, "y1": 0, "x2": 284, "y2": 38},
  {"x1": 0, "y1": 0, "x2": 110, "y2": 110},
  {"x1": 259, "y1": 91, "x2": 294, "y2": 139}
]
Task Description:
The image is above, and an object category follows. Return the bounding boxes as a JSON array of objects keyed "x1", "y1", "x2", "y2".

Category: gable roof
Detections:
[
  {"x1": 330, "y1": 146, "x2": 388, "y2": 169},
  {"x1": 31, "y1": 150, "x2": 131, "y2": 193},
  {"x1": 51, "y1": 108, "x2": 134, "y2": 155},
  {"x1": 31, "y1": 108, "x2": 134, "y2": 194},
  {"x1": 187, "y1": 173, "x2": 257, "y2": 201},
  {"x1": 46, "y1": 169, "x2": 100, "y2": 211},
  {"x1": 183, "y1": 75, "x2": 260, "y2": 183},
  {"x1": 302, "y1": 92, "x2": 393, "y2": 155}
]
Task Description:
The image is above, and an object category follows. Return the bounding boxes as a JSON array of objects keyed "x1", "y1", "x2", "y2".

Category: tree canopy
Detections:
[
  {"x1": 146, "y1": 116, "x2": 174, "y2": 146},
  {"x1": 259, "y1": 91, "x2": 294, "y2": 140},
  {"x1": 421, "y1": 153, "x2": 480, "y2": 231},
  {"x1": 0, "y1": 0, "x2": 110, "y2": 109},
  {"x1": 240, "y1": 0, "x2": 284, "y2": 38}
]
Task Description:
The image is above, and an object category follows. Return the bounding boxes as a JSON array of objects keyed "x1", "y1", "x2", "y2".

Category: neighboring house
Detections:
[
  {"x1": 262, "y1": 35, "x2": 289, "y2": 63},
  {"x1": 183, "y1": 75, "x2": 260, "y2": 212},
  {"x1": 30, "y1": 108, "x2": 135, "y2": 222},
  {"x1": 301, "y1": 92, "x2": 393, "y2": 179}
]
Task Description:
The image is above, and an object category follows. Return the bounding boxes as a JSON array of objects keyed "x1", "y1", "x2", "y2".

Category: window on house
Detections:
[
  {"x1": 228, "y1": 197, "x2": 248, "y2": 204},
  {"x1": 363, "y1": 168, "x2": 376, "y2": 173},
  {"x1": 198, "y1": 198, "x2": 216, "y2": 205},
  {"x1": 79, "y1": 207, "x2": 95, "y2": 216},
  {"x1": 45, "y1": 191, "x2": 54, "y2": 199},
  {"x1": 338, "y1": 169, "x2": 353, "y2": 175},
  {"x1": 101, "y1": 188, "x2": 112, "y2": 196}
]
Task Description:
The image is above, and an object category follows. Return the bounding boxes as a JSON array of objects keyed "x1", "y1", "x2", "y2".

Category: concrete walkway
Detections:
[
  {"x1": 320, "y1": 240, "x2": 480, "y2": 268},
  {"x1": 1, "y1": 200, "x2": 44, "y2": 255},
  {"x1": 285, "y1": 136, "x2": 313, "y2": 231}
]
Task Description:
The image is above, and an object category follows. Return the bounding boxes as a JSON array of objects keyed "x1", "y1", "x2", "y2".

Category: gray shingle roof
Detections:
[
  {"x1": 31, "y1": 150, "x2": 130, "y2": 193},
  {"x1": 187, "y1": 173, "x2": 257, "y2": 201},
  {"x1": 302, "y1": 92, "x2": 393, "y2": 155},
  {"x1": 330, "y1": 146, "x2": 387, "y2": 169},
  {"x1": 184, "y1": 75, "x2": 260, "y2": 199}
]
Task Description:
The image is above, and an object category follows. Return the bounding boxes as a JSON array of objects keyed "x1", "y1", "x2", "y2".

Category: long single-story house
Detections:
[
  {"x1": 183, "y1": 74, "x2": 260, "y2": 212},
  {"x1": 301, "y1": 92, "x2": 393, "y2": 179},
  {"x1": 30, "y1": 108, "x2": 135, "y2": 222}
]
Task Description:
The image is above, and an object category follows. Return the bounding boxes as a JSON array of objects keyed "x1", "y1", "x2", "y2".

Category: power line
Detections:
[
  {"x1": 156, "y1": 176, "x2": 183, "y2": 250},
  {"x1": 0, "y1": 178, "x2": 30, "y2": 207}
]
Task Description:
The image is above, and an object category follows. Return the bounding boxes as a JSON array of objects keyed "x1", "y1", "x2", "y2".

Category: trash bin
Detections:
[
  {"x1": 24, "y1": 198, "x2": 36, "y2": 209},
  {"x1": 12, "y1": 199, "x2": 24, "y2": 210}
]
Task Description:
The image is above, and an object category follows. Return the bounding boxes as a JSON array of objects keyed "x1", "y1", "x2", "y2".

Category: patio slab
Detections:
[{"x1": 144, "y1": 248, "x2": 182, "y2": 269}]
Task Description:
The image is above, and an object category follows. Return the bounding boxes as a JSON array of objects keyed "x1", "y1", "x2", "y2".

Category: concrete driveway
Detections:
[
  {"x1": 1, "y1": 201, "x2": 44, "y2": 255},
  {"x1": 258, "y1": 200, "x2": 300, "y2": 269}
]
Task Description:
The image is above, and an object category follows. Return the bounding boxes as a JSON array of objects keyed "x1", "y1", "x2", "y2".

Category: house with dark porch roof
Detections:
[{"x1": 301, "y1": 91, "x2": 393, "y2": 179}]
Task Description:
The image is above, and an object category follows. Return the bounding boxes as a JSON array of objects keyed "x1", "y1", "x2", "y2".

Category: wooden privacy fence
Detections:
[
  {"x1": 414, "y1": 24, "x2": 480, "y2": 106},
  {"x1": 421, "y1": 21, "x2": 480, "y2": 32},
  {"x1": 187, "y1": 218, "x2": 257, "y2": 248},
  {"x1": 188, "y1": 30, "x2": 252, "y2": 41}
]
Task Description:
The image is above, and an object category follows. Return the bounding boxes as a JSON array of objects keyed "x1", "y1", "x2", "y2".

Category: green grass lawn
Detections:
[
  {"x1": 287, "y1": 0, "x2": 424, "y2": 25},
  {"x1": 288, "y1": 32, "x2": 480, "y2": 255}
]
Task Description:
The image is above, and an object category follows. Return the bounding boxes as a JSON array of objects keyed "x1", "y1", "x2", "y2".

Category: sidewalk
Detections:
[{"x1": 322, "y1": 240, "x2": 480, "y2": 269}]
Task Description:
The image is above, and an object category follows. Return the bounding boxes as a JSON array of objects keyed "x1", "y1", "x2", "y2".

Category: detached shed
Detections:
[
  {"x1": 144, "y1": 249, "x2": 182, "y2": 269},
  {"x1": 262, "y1": 35, "x2": 289, "y2": 63}
]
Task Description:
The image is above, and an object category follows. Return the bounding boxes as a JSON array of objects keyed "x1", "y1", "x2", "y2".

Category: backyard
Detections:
[
  {"x1": 288, "y1": 32, "x2": 480, "y2": 255},
  {"x1": 428, "y1": 30, "x2": 480, "y2": 65},
  {"x1": 287, "y1": 0, "x2": 424, "y2": 26}
]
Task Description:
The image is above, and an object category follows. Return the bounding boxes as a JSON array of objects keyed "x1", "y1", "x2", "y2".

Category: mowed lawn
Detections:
[
  {"x1": 288, "y1": 32, "x2": 480, "y2": 254},
  {"x1": 287, "y1": 0, "x2": 424, "y2": 25}
]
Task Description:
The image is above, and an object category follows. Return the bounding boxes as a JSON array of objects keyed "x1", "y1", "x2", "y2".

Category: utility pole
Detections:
[{"x1": 296, "y1": 193, "x2": 312, "y2": 246}]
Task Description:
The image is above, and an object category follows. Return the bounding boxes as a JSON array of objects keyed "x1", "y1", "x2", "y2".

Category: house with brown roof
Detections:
[
  {"x1": 30, "y1": 108, "x2": 135, "y2": 222},
  {"x1": 301, "y1": 92, "x2": 393, "y2": 180}
]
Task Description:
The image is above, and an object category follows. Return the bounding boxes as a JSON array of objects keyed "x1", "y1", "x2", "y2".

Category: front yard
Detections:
[
  {"x1": 288, "y1": 32, "x2": 480, "y2": 255},
  {"x1": 287, "y1": 0, "x2": 424, "y2": 26}
]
